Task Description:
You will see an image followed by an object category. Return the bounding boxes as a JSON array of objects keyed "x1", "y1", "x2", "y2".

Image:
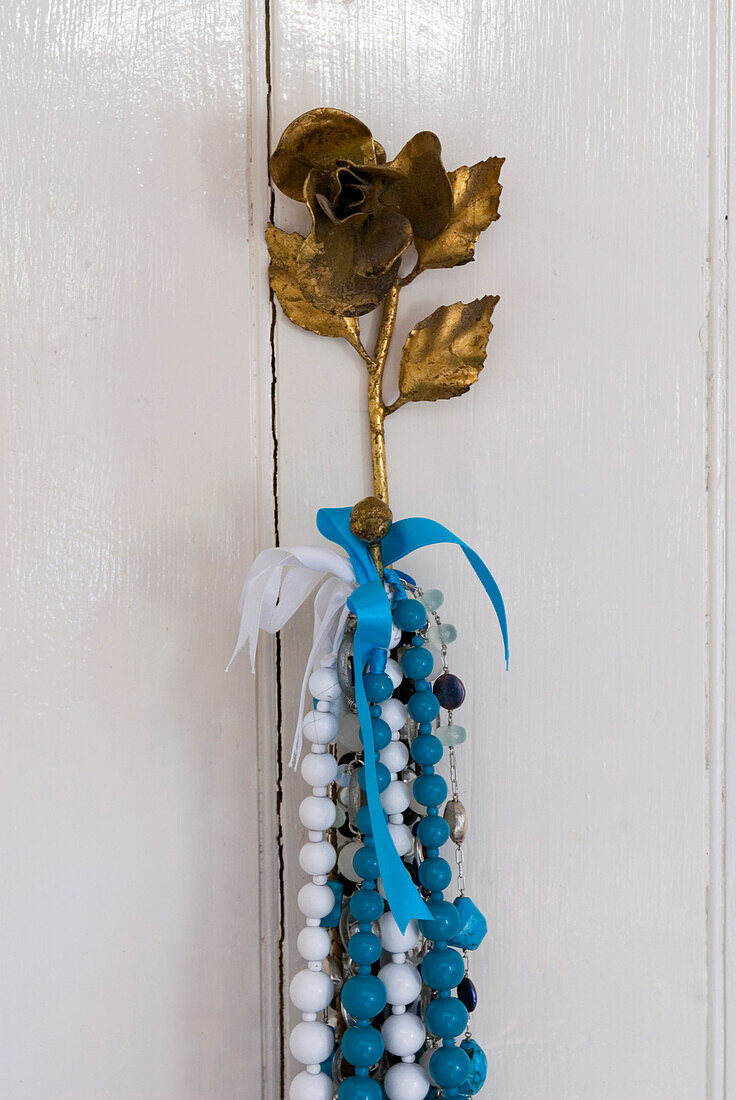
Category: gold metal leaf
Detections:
[
  {"x1": 398, "y1": 295, "x2": 499, "y2": 403},
  {"x1": 266, "y1": 224, "x2": 363, "y2": 351},
  {"x1": 413, "y1": 158, "x2": 503, "y2": 273}
]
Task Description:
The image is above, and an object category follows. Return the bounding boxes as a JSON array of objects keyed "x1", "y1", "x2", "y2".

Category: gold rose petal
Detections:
[
  {"x1": 297, "y1": 210, "x2": 412, "y2": 317},
  {"x1": 266, "y1": 224, "x2": 364, "y2": 352},
  {"x1": 397, "y1": 295, "x2": 499, "y2": 403},
  {"x1": 367, "y1": 131, "x2": 454, "y2": 241},
  {"x1": 270, "y1": 108, "x2": 379, "y2": 202},
  {"x1": 414, "y1": 157, "x2": 504, "y2": 273}
]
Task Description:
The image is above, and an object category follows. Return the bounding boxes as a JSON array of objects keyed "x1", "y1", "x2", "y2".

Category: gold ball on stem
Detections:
[{"x1": 350, "y1": 496, "x2": 393, "y2": 544}]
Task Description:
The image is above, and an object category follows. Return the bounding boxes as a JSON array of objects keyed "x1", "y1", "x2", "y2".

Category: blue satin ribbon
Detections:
[{"x1": 316, "y1": 506, "x2": 508, "y2": 932}]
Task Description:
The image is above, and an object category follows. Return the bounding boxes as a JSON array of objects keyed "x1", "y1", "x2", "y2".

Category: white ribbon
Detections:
[{"x1": 228, "y1": 546, "x2": 356, "y2": 766}]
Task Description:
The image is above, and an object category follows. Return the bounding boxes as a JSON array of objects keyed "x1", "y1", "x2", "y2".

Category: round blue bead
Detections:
[
  {"x1": 353, "y1": 845, "x2": 380, "y2": 881},
  {"x1": 393, "y1": 599, "x2": 427, "y2": 632},
  {"x1": 419, "y1": 898, "x2": 462, "y2": 942},
  {"x1": 411, "y1": 734, "x2": 443, "y2": 767},
  {"x1": 349, "y1": 889, "x2": 383, "y2": 922},
  {"x1": 341, "y1": 974, "x2": 386, "y2": 1019},
  {"x1": 422, "y1": 947, "x2": 465, "y2": 991},
  {"x1": 358, "y1": 761, "x2": 390, "y2": 793},
  {"x1": 419, "y1": 856, "x2": 452, "y2": 892},
  {"x1": 401, "y1": 645, "x2": 434, "y2": 681},
  {"x1": 425, "y1": 996, "x2": 468, "y2": 1039},
  {"x1": 364, "y1": 717, "x2": 391, "y2": 750},
  {"x1": 433, "y1": 672, "x2": 466, "y2": 710},
  {"x1": 417, "y1": 815, "x2": 450, "y2": 849},
  {"x1": 430, "y1": 1045, "x2": 470, "y2": 1089},
  {"x1": 349, "y1": 929, "x2": 382, "y2": 965},
  {"x1": 341, "y1": 1024, "x2": 383, "y2": 1068},
  {"x1": 413, "y1": 773, "x2": 448, "y2": 808},
  {"x1": 408, "y1": 691, "x2": 440, "y2": 723},
  {"x1": 355, "y1": 806, "x2": 372, "y2": 836},
  {"x1": 338, "y1": 1078, "x2": 382, "y2": 1100},
  {"x1": 364, "y1": 672, "x2": 393, "y2": 703},
  {"x1": 460, "y1": 1038, "x2": 488, "y2": 1095}
]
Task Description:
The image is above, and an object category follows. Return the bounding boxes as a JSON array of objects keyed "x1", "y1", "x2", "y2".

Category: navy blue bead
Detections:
[
  {"x1": 358, "y1": 761, "x2": 390, "y2": 793},
  {"x1": 417, "y1": 814, "x2": 450, "y2": 848},
  {"x1": 393, "y1": 598, "x2": 427, "y2": 632},
  {"x1": 401, "y1": 645, "x2": 434, "y2": 681},
  {"x1": 341, "y1": 974, "x2": 386, "y2": 1018},
  {"x1": 413, "y1": 773, "x2": 448, "y2": 807},
  {"x1": 411, "y1": 733, "x2": 443, "y2": 766},
  {"x1": 430, "y1": 1045, "x2": 470, "y2": 1089},
  {"x1": 456, "y1": 974, "x2": 478, "y2": 1012},
  {"x1": 353, "y1": 845, "x2": 380, "y2": 881},
  {"x1": 425, "y1": 996, "x2": 468, "y2": 1039},
  {"x1": 348, "y1": 930, "x2": 382, "y2": 965},
  {"x1": 341, "y1": 1024, "x2": 383, "y2": 1068},
  {"x1": 419, "y1": 898, "x2": 462, "y2": 941},
  {"x1": 364, "y1": 672, "x2": 393, "y2": 703},
  {"x1": 349, "y1": 888, "x2": 383, "y2": 922},
  {"x1": 419, "y1": 856, "x2": 453, "y2": 892},
  {"x1": 422, "y1": 947, "x2": 465, "y2": 990},
  {"x1": 408, "y1": 691, "x2": 440, "y2": 723},
  {"x1": 433, "y1": 672, "x2": 466, "y2": 710}
]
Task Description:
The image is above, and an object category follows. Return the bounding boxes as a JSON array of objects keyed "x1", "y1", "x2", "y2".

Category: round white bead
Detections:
[
  {"x1": 381, "y1": 1012, "x2": 426, "y2": 1057},
  {"x1": 299, "y1": 840, "x2": 336, "y2": 877},
  {"x1": 381, "y1": 779, "x2": 410, "y2": 816},
  {"x1": 378, "y1": 961, "x2": 422, "y2": 1006},
  {"x1": 289, "y1": 1070, "x2": 334, "y2": 1100},
  {"x1": 289, "y1": 968, "x2": 335, "y2": 1013},
  {"x1": 389, "y1": 622, "x2": 402, "y2": 649},
  {"x1": 385, "y1": 657, "x2": 403, "y2": 689},
  {"x1": 336, "y1": 839, "x2": 361, "y2": 883},
  {"x1": 301, "y1": 752, "x2": 338, "y2": 788},
  {"x1": 384, "y1": 1060, "x2": 430, "y2": 1100},
  {"x1": 380, "y1": 698, "x2": 408, "y2": 733},
  {"x1": 302, "y1": 709, "x2": 338, "y2": 746},
  {"x1": 296, "y1": 926, "x2": 331, "y2": 962},
  {"x1": 408, "y1": 777, "x2": 425, "y2": 817},
  {"x1": 380, "y1": 740, "x2": 409, "y2": 774},
  {"x1": 379, "y1": 912, "x2": 419, "y2": 953},
  {"x1": 308, "y1": 666, "x2": 342, "y2": 702},
  {"x1": 289, "y1": 1020, "x2": 334, "y2": 1066},
  {"x1": 337, "y1": 712, "x2": 362, "y2": 752},
  {"x1": 387, "y1": 820, "x2": 413, "y2": 857},
  {"x1": 299, "y1": 795, "x2": 336, "y2": 832},
  {"x1": 297, "y1": 882, "x2": 335, "y2": 920},
  {"x1": 424, "y1": 644, "x2": 444, "y2": 680}
]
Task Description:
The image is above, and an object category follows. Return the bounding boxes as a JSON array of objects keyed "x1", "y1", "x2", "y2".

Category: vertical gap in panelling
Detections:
[
  {"x1": 705, "y1": 0, "x2": 730, "y2": 1095},
  {"x1": 245, "y1": 0, "x2": 284, "y2": 1094},
  {"x1": 263, "y1": 0, "x2": 288, "y2": 1093}
]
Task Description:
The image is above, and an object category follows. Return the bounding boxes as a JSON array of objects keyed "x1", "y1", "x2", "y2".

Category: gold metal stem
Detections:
[{"x1": 367, "y1": 281, "x2": 400, "y2": 505}]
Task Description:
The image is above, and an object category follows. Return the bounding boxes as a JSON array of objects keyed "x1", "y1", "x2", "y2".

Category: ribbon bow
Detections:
[{"x1": 231, "y1": 509, "x2": 508, "y2": 932}]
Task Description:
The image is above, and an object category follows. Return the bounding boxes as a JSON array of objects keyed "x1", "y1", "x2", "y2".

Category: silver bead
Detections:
[
  {"x1": 336, "y1": 615, "x2": 357, "y2": 704},
  {"x1": 443, "y1": 798, "x2": 468, "y2": 844}
]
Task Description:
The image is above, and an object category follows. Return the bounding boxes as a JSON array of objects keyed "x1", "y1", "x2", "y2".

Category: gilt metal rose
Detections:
[
  {"x1": 270, "y1": 108, "x2": 454, "y2": 316},
  {"x1": 265, "y1": 106, "x2": 505, "y2": 502}
]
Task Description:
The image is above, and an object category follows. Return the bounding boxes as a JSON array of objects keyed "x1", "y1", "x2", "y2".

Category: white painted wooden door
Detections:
[{"x1": 1, "y1": 1, "x2": 732, "y2": 1098}]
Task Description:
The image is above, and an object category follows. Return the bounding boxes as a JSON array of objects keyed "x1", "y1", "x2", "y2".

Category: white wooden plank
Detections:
[
  {"x1": 0, "y1": 2, "x2": 273, "y2": 1096},
  {"x1": 269, "y1": 1, "x2": 710, "y2": 1095}
]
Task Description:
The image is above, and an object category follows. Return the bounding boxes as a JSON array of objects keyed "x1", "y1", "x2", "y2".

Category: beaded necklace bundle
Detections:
[{"x1": 233, "y1": 108, "x2": 507, "y2": 1100}]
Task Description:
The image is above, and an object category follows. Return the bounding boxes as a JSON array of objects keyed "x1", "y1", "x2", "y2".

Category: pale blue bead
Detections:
[
  {"x1": 334, "y1": 804, "x2": 347, "y2": 827},
  {"x1": 427, "y1": 622, "x2": 457, "y2": 646},
  {"x1": 437, "y1": 724, "x2": 466, "y2": 746},
  {"x1": 420, "y1": 588, "x2": 444, "y2": 612}
]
